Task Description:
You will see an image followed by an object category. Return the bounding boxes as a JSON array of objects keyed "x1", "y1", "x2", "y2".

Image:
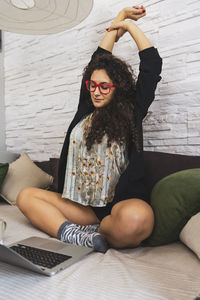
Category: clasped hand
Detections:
[{"x1": 108, "y1": 5, "x2": 146, "y2": 42}]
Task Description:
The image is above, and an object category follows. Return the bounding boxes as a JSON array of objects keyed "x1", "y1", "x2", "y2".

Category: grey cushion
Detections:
[{"x1": 0, "y1": 151, "x2": 20, "y2": 163}]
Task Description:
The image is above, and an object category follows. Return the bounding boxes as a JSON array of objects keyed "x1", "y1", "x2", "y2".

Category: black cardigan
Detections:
[{"x1": 58, "y1": 46, "x2": 162, "y2": 204}]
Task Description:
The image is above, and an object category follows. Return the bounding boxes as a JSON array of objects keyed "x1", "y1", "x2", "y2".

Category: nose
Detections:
[{"x1": 94, "y1": 86, "x2": 101, "y2": 96}]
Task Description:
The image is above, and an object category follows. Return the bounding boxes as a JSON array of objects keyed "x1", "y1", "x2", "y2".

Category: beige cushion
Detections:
[
  {"x1": 0, "y1": 153, "x2": 53, "y2": 205},
  {"x1": 179, "y1": 212, "x2": 200, "y2": 259}
]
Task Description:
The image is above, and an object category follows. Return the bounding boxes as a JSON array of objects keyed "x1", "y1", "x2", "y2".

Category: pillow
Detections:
[
  {"x1": 0, "y1": 153, "x2": 54, "y2": 205},
  {"x1": 0, "y1": 163, "x2": 9, "y2": 187},
  {"x1": 143, "y1": 168, "x2": 200, "y2": 246},
  {"x1": 179, "y1": 213, "x2": 200, "y2": 259}
]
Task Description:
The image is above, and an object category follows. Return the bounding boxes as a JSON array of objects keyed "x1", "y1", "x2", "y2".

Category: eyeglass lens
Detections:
[{"x1": 87, "y1": 81, "x2": 111, "y2": 94}]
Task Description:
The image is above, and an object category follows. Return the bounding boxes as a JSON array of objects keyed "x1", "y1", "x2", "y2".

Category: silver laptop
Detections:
[{"x1": 0, "y1": 236, "x2": 93, "y2": 276}]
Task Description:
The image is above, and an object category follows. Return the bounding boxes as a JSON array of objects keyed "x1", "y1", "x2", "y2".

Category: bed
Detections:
[{"x1": 0, "y1": 151, "x2": 200, "y2": 300}]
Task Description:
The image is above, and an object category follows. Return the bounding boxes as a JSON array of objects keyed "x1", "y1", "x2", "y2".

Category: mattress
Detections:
[{"x1": 0, "y1": 203, "x2": 200, "y2": 300}]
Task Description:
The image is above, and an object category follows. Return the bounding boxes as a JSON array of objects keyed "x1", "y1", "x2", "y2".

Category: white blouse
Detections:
[{"x1": 62, "y1": 113, "x2": 129, "y2": 207}]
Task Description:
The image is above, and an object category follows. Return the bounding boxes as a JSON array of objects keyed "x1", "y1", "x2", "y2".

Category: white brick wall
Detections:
[
  {"x1": 3, "y1": 0, "x2": 200, "y2": 161},
  {"x1": 0, "y1": 31, "x2": 6, "y2": 151}
]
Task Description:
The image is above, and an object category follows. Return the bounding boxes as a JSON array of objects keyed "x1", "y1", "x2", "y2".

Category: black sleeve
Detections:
[
  {"x1": 113, "y1": 150, "x2": 146, "y2": 202},
  {"x1": 112, "y1": 48, "x2": 162, "y2": 203},
  {"x1": 135, "y1": 47, "x2": 162, "y2": 119}
]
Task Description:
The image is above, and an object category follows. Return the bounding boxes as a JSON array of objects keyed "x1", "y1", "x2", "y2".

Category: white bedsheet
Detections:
[{"x1": 0, "y1": 203, "x2": 200, "y2": 300}]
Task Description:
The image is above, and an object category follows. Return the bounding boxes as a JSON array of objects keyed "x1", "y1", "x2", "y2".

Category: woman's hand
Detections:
[
  {"x1": 110, "y1": 6, "x2": 146, "y2": 42},
  {"x1": 109, "y1": 20, "x2": 132, "y2": 43},
  {"x1": 108, "y1": 20, "x2": 133, "y2": 34},
  {"x1": 123, "y1": 5, "x2": 146, "y2": 21},
  {"x1": 99, "y1": 5, "x2": 147, "y2": 51}
]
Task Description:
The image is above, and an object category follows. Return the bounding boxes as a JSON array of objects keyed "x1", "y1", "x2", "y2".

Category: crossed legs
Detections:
[
  {"x1": 16, "y1": 187, "x2": 99, "y2": 237},
  {"x1": 16, "y1": 187, "x2": 154, "y2": 249}
]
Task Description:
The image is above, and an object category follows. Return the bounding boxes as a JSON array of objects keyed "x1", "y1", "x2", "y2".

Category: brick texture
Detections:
[{"x1": 3, "y1": 0, "x2": 200, "y2": 161}]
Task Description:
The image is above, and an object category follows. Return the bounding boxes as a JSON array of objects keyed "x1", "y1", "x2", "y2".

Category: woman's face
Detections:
[{"x1": 89, "y1": 69, "x2": 115, "y2": 108}]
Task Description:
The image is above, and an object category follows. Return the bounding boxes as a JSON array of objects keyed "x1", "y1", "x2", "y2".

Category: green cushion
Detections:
[
  {"x1": 0, "y1": 163, "x2": 9, "y2": 187},
  {"x1": 144, "y1": 168, "x2": 200, "y2": 246}
]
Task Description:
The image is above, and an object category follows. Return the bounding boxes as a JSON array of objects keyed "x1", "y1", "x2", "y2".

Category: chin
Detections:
[{"x1": 93, "y1": 102, "x2": 106, "y2": 108}]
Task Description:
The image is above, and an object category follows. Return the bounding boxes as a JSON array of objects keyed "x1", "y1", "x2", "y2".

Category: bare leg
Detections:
[
  {"x1": 16, "y1": 187, "x2": 99, "y2": 238},
  {"x1": 98, "y1": 198, "x2": 154, "y2": 248}
]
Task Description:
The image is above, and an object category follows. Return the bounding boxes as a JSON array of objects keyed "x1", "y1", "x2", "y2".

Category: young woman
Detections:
[{"x1": 17, "y1": 6, "x2": 162, "y2": 253}]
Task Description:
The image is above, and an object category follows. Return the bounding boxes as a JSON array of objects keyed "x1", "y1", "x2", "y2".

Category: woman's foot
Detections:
[{"x1": 57, "y1": 221, "x2": 109, "y2": 253}]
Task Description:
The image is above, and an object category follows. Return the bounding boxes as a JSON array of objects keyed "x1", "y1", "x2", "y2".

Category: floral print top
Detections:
[{"x1": 62, "y1": 113, "x2": 129, "y2": 207}]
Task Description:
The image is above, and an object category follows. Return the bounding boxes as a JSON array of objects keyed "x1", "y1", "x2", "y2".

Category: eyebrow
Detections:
[{"x1": 91, "y1": 80, "x2": 111, "y2": 84}]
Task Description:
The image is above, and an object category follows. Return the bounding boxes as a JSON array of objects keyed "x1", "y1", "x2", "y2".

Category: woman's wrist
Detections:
[
  {"x1": 126, "y1": 20, "x2": 137, "y2": 32},
  {"x1": 115, "y1": 9, "x2": 126, "y2": 22},
  {"x1": 111, "y1": 20, "x2": 135, "y2": 32}
]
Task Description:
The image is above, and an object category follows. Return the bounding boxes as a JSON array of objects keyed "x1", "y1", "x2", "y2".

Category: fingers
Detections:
[
  {"x1": 133, "y1": 5, "x2": 146, "y2": 15},
  {"x1": 136, "y1": 10, "x2": 146, "y2": 18},
  {"x1": 123, "y1": 5, "x2": 146, "y2": 20},
  {"x1": 107, "y1": 21, "x2": 127, "y2": 32},
  {"x1": 132, "y1": 5, "x2": 146, "y2": 20},
  {"x1": 133, "y1": 5, "x2": 145, "y2": 10},
  {"x1": 106, "y1": 6, "x2": 146, "y2": 33}
]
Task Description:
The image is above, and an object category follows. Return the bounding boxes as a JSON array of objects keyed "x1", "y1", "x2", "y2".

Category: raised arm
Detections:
[
  {"x1": 77, "y1": 6, "x2": 161, "y2": 117},
  {"x1": 100, "y1": 6, "x2": 147, "y2": 52},
  {"x1": 76, "y1": 6, "x2": 146, "y2": 112},
  {"x1": 108, "y1": 10, "x2": 162, "y2": 118},
  {"x1": 108, "y1": 15, "x2": 152, "y2": 51}
]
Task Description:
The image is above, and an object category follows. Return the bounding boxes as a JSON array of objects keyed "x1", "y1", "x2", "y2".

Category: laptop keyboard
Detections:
[{"x1": 11, "y1": 244, "x2": 72, "y2": 269}]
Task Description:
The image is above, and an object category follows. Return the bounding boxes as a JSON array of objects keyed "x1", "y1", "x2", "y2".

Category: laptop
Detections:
[{"x1": 0, "y1": 236, "x2": 93, "y2": 276}]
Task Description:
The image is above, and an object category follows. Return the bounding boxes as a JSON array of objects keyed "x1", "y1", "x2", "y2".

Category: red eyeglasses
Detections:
[{"x1": 85, "y1": 80, "x2": 116, "y2": 95}]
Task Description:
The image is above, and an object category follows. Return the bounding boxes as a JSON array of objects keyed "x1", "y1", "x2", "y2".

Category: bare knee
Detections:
[
  {"x1": 116, "y1": 200, "x2": 154, "y2": 245},
  {"x1": 16, "y1": 187, "x2": 38, "y2": 210},
  {"x1": 100, "y1": 199, "x2": 154, "y2": 248},
  {"x1": 121, "y1": 201, "x2": 152, "y2": 224}
]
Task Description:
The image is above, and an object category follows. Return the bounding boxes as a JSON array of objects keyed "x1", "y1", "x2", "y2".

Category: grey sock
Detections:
[
  {"x1": 92, "y1": 234, "x2": 109, "y2": 253},
  {"x1": 57, "y1": 221, "x2": 108, "y2": 253}
]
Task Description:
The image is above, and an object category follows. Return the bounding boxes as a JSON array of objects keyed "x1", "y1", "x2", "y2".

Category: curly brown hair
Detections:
[{"x1": 82, "y1": 52, "x2": 140, "y2": 153}]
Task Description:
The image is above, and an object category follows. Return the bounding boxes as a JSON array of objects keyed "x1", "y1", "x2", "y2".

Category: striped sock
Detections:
[
  {"x1": 79, "y1": 223, "x2": 100, "y2": 233},
  {"x1": 57, "y1": 221, "x2": 108, "y2": 253}
]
